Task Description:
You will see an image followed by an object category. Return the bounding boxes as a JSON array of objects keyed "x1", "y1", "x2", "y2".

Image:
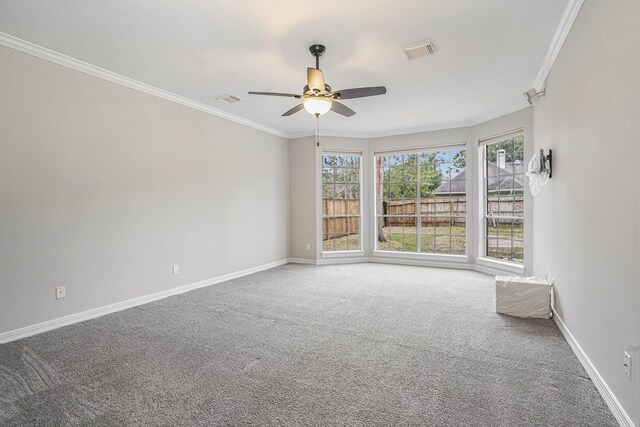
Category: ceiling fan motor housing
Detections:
[
  {"x1": 309, "y1": 44, "x2": 326, "y2": 58},
  {"x1": 303, "y1": 84, "x2": 332, "y2": 95}
]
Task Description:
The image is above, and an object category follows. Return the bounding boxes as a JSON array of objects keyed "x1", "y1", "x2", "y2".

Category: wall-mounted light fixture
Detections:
[
  {"x1": 526, "y1": 149, "x2": 552, "y2": 196},
  {"x1": 540, "y1": 149, "x2": 552, "y2": 178},
  {"x1": 523, "y1": 88, "x2": 545, "y2": 105}
]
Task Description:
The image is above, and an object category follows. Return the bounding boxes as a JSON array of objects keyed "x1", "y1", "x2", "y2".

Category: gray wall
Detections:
[
  {"x1": 532, "y1": 1, "x2": 640, "y2": 423},
  {"x1": 288, "y1": 136, "x2": 317, "y2": 260},
  {"x1": 0, "y1": 45, "x2": 289, "y2": 334}
]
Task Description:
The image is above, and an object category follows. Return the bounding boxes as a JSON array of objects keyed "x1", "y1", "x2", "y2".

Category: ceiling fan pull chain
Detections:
[{"x1": 316, "y1": 115, "x2": 320, "y2": 147}]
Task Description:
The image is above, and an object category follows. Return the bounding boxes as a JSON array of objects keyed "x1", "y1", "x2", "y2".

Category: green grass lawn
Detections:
[
  {"x1": 324, "y1": 224, "x2": 523, "y2": 261},
  {"x1": 488, "y1": 248, "x2": 524, "y2": 262},
  {"x1": 487, "y1": 223, "x2": 524, "y2": 239},
  {"x1": 377, "y1": 226, "x2": 466, "y2": 254},
  {"x1": 323, "y1": 234, "x2": 360, "y2": 251},
  {"x1": 486, "y1": 223, "x2": 524, "y2": 261}
]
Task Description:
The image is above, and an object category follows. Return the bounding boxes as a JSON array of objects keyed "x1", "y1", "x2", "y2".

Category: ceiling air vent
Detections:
[
  {"x1": 216, "y1": 94, "x2": 241, "y2": 104},
  {"x1": 403, "y1": 41, "x2": 435, "y2": 60}
]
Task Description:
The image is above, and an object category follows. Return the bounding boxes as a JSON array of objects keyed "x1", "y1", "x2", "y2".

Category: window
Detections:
[
  {"x1": 322, "y1": 154, "x2": 361, "y2": 252},
  {"x1": 482, "y1": 132, "x2": 524, "y2": 264},
  {"x1": 375, "y1": 147, "x2": 466, "y2": 255}
]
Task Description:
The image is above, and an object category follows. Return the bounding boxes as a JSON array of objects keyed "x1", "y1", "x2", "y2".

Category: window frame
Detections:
[
  {"x1": 478, "y1": 130, "x2": 525, "y2": 267},
  {"x1": 372, "y1": 144, "x2": 468, "y2": 259},
  {"x1": 321, "y1": 151, "x2": 363, "y2": 254}
]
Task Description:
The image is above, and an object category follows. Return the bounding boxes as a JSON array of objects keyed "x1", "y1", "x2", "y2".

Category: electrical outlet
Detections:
[
  {"x1": 306, "y1": 244, "x2": 311, "y2": 251},
  {"x1": 56, "y1": 286, "x2": 66, "y2": 299},
  {"x1": 173, "y1": 265, "x2": 180, "y2": 275},
  {"x1": 624, "y1": 352, "x2": 632, "y2": 380}
]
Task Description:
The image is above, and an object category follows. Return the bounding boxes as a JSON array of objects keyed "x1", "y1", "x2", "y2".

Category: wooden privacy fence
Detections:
[
  {"x1": 322, "y1": 196, "x2": 524, "y2": 239},
  {"x1": 383, "y1": 197, "x2": 467, "y2": 227},
  {"x1": 322, "y1": 199, "x2": 360, "y2": 238},
  {"x1": 486, "y1": 195, "x2": 524, "y2": 217}
]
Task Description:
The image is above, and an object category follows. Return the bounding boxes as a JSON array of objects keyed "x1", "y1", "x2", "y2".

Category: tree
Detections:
[
  {"x1": 452, "y1": 150, "x2": 466, "y2": 170},
  {"x1": 486, "y1": 135, "x2": 524, "y2": 163},
  {"x1": 379, "y1": 153, "x2": 443, "y2": 199},
  {"x1": 375, "y1": 153, "x2": 444, "y2": 242},
  {"x1": 375, "y1": 156, "x2": 387, "y2": 242},
  {"x1": 419, "y1": 152, "x2": 442, "y2": 197}
]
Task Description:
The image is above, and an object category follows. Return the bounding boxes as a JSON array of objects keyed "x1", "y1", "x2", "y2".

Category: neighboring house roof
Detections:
[
  {"x1": 434, "y1": 161, "x2": 524, "y2": 194},
  {"x1": 434, "y1": 170, "x2": 467, "y2": 194}
]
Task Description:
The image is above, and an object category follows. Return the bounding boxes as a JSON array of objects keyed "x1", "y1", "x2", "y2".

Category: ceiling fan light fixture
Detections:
[{"x1": 303, "y1": 97, "x2": 332, "y2": 116}]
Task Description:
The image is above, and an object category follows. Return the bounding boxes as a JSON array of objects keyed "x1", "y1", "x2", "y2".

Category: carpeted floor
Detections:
[{"x1": 0, "y1": 263, "x2": 617, "y2": 426}]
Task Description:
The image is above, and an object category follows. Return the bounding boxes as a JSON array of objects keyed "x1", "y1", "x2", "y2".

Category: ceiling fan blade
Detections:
[
  {"x1": 307, "y1": 68, "x2": 326, "y2": 93},
  {"x1": 333, "y1": 86, "x2": 387, "y2": 99},
  {"x1": 248, "y1": 91, "x2": 301, "y2": 98},
  {"x1": 330, "y1": 101, "x2": 356, "y2": 117},
  {"x1": 282, "y1": 104, "x2": 305, "y2": 116}
]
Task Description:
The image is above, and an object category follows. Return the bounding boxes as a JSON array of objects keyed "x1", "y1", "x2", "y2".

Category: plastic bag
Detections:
[
  {"x1": 525, "y1": 152, "x2": 550, "y2": 196},
  {"x1": 494, "y1": 276, "x2": 553, "y2": 319}
]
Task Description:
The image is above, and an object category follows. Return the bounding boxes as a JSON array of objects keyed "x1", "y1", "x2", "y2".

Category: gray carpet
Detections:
[{"x1": 0, "y1": 263, "x2": 617, "y2": 426}]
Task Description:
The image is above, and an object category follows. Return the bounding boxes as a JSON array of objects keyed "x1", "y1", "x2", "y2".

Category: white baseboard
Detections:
[
  {"x1": 290, "y1": 255, "x2": 505, "y2": 276},
  {"x1": 316, "y1": 257, "x2": 369, "y2": 265},
  {"x1": 473, "y1": 263, "x2": 517, "y2": 277},
  {"x1": 553, "y1": 310, "x2": 634, "y2": 427},
  {"x1": 11, "y1": 256, "x2": 632, "y2": 425},
  {"x1": 371, "y1": 256, "x2": 473, "y2": 270},
  {"x1": 0, "y1": 259, "x2": 288, "y2": 344},
  {"x1": 7, "y1": 256, "x2": 478, "y2": 343},
  {"x1": 288, "y1": 257, "x2": 370, "y2": 266},
  {"x1": 287, "y1": 258, "x2": 318, "y2": 265}
]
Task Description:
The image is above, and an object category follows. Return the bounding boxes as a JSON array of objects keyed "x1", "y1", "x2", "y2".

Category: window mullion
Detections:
[{"x1": 416, "y1": 155, "x2": 421, "y2": 253}]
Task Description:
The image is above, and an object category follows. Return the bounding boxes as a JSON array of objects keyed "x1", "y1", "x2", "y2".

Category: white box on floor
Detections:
[{"x1": 494, "y1": 276, "x2": 552, "y2": 319}]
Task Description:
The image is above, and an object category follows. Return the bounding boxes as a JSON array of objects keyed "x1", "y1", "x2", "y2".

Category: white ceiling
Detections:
[{"x1": 0, "y1": 0, "x2": 569, "y2": 137}]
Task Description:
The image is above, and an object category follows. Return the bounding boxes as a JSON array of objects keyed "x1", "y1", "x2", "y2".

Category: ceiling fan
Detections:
[{"x1": 248, "y1": 44, "x2": 387, "y2": 118}]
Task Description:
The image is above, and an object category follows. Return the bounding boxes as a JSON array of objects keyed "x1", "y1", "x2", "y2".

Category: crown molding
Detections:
[
  {"x1": 1, "y1": 0, "x2": 575, "y2": 143},
  {"x1": 285, "y1": 100, "x2": 530, "y2": 141},
  {"x1": 534, "y1": 0, "x2": 584, "y2": 91},
  {"x1": 470, "y1": 101, "x2": 531, "y2": 126},
  {"x1": 0, "y1": 32, "x2": 288, "y2": 139},
  {"x1": 366, "y1": 118, "x2": 473, "y2": 139},
  {"x1": 366, "y1": 101, "x2": 530, "y2": 139}
]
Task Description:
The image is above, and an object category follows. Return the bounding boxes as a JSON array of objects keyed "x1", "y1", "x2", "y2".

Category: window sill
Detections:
[
  {"x1": 322, "y1": 250, "x2": 365, "y2": 258},
  {"x1": 476, "y1": 257, "x2": 525, "y2": 275},
  {"x1": 372, "y1": 251, "x2": 469, "y2": 263}
]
